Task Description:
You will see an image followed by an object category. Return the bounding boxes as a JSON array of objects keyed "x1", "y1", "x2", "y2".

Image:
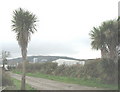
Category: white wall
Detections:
[
  {"x1": 33, "y1": 58, "x2": 38, "y2": 63},
  {"x1": 52, "y1": 59, "x2": 85, "y2": 66}
]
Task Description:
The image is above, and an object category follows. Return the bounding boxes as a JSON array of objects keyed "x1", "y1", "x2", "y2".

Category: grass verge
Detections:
[
  {"x1": 13, "y1": 70, "x2": 118, "y2": 90},
  {"x1": 5, "y1": 78, "x2": 35, "y2": 90}
]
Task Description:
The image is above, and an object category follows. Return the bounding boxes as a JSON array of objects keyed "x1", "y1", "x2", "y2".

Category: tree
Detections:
[
  {"x1": 2, "y1": 50, "x2": 10, "y2": 70},
  {"x1": 100, "y1": 20, "x2": 118, "y2": 61},
  {"x1": 89, "y1": 27, "x2": 107, "y2": 58},
  {"x1": 11, "y1": 8, "x2": 37, "y2": 90},
  {"x1": 89, "y1": 19, "x2": 118, "y2": 62}
]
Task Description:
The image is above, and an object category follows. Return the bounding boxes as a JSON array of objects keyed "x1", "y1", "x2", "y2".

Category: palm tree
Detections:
[
  {"x1": 89, "y1": 27, "x2": 107, "y2": 58},
  {"x1": 101, "y1": 20, "x2": 118, "y2": 61},
  {"x1": 90, "y1": 20, "x2": 118, "y2": 61},
  {"x1": 11, "y1": 8, "x2": 37, "y2": 90}
]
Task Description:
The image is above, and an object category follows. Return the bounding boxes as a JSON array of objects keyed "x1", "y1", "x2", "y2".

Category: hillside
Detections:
[{"x1": 7, "y1": 55, "x2": 85, "y2": 65}]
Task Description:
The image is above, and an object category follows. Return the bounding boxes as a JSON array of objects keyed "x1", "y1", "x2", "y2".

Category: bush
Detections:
[
  {"x1": 80, "y1": 59, "x2": 101, "y2": 79},
  {"x1": 16, "y1": 62, "x2": 58, "y2": 74},
  {"x1": 54, "y1": 64, "x2": 66, "y2": 76},
  {"x1": 15, "y1": 59, "x2": 118, "y2": 85},
  {"x1": 80, "y1": 58, "x2": 118, "y2": 84},
  {"x1": 99, "y1": 58, "x2": 118, "y2": 84}
]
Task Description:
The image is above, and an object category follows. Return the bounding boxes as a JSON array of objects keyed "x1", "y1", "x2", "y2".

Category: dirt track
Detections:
[{"x1": 10, "y1": 72, "x2": 106, "y2": 90}]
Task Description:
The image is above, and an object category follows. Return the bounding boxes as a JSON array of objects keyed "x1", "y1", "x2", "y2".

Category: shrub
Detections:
[
  {"x1": 99, "y1": 58, "x2": 118, "y2": 84},
  {"x1": 80, "y1": 59, "x2": 101, "y2": 79},
  {"x1": 54, "y1": 64, "x2": 66, "y2": 76},
  {"x1": 15, "y1": 59, "x2": 118, "y2": 85},
  {"x1": 16, "y1": 62, "x2": 58, "y2": 74}
]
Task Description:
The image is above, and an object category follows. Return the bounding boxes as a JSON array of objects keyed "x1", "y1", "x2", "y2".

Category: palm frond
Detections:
[{"x1": 11, "y1": 8, "x2": 38, "y2": 48}]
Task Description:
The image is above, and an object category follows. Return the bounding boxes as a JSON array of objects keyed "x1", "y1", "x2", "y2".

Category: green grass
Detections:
[
  {"x1": 13, "y1": 70, "x2": 118, "y2": 90},
  {"x1": 5, "y1": 78, "x2": 35, "y2": 90}
]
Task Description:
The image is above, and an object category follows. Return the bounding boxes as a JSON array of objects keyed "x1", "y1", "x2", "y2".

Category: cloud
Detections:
[
  {"x1": 1, "y1": 38, "x2": 91, "y2": 58},
  {"x1": 0, "y1": 0, "x2": 117, "y2": 59}
]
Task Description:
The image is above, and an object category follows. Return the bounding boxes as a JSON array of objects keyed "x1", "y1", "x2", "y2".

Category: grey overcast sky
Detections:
[{"x1": 0, "y1": 0, "x2": 118, "y2": 59}]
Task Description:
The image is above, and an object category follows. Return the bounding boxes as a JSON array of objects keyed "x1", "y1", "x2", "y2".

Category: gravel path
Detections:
[{"x1": 10, "y1": 72, "x2": 106, "y2": 90}]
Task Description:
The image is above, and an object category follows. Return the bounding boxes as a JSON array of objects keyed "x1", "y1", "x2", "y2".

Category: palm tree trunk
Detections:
[
  {"x1": 101, "y1": 46, "x2": 108, "y2": 59},
  {"x1": 108, "y1": 45, "x2": 116, "y2": 62},
  {"x1": 21, "y1": 48, "x2": 27, "y2": 90},
  {"x1": 101, "y1": 49, "x2": 104, "y2": 58}
]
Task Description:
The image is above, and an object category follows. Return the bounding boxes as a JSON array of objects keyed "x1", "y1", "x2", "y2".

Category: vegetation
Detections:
[
  {"x1": 88, "y1": 19, "x2": 118, "y2": 87},
  {"x1": 1, "y1": 70, "x2": 34, "y2": 90},
  {"x1": 89, "y1": 19, "x2": 118, "y2": 62},
  {"x1": 13, "y1": 70, "x2": 118, "y2": 90},
  {"x1": 2, "y1": 51, "x2": 10, "y2": 70},
  {"x1": 2, "y1": 70, "x2": 13, "y2": 87},
  {"x1": 14, "y1": 59, "x2": 118, "y2": 89},
  {"x1": 5, "y1": 78, "x2": 35, "y2": 90},
  {"x1": 11, "y1": 8, "x2": 37, "y2": 90},
  {"x1": 9, "y1": 8, "x2": 119, "y2": 90}
]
